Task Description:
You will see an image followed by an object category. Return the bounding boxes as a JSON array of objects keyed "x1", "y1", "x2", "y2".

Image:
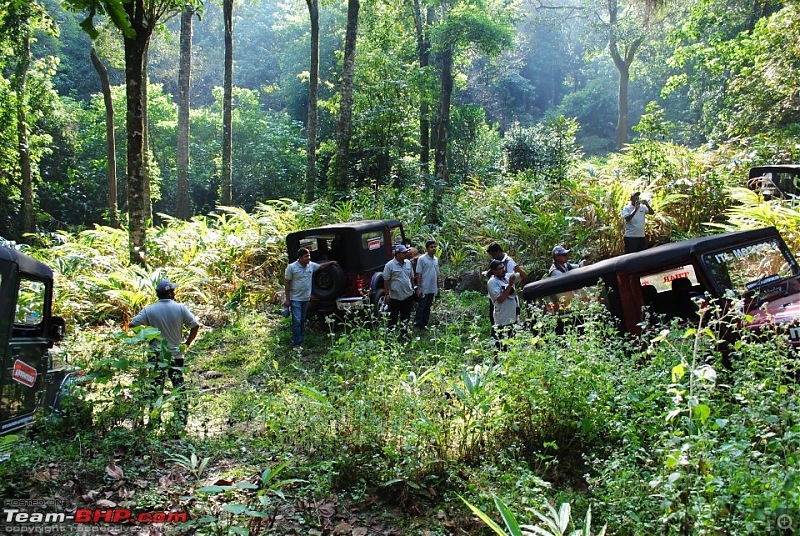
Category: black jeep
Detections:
[
  {"x1": 285, "y1": 219, "x2": 408, "y2": 315},
  {"x1": 1, "y1": 247, "x2": 73, "y2": 435}
]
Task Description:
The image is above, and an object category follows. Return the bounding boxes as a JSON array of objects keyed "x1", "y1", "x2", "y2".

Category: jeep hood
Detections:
[{"x1": 744, "y1": 293, "x2": 800, "y2": 345}]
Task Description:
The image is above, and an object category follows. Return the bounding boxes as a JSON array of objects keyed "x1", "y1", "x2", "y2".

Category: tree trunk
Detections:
[
  {"x1": 331, "y1": 0, "x2": 361, "y2": 192},
  {"x1": 615, "y1": 61, "x2": 629, "y2": 150},
  {"x1": 330, "y1": 0, "x2": 360, "y2": 194},
  {"x1": 15, "y1": 27, "x2": 34, "y2": 235},
  {"x1": 431, "y1": 43, "x2": 453, "y2": 224},
  {"x1": 91, "y1": 47, "x2": 119, "y2": 228},
  {"x1": 411, "y1": 0, "x2": 433, "y2": 173},
  {"x1": 142, "y1": 39, "x2": 153, "y2": 223},
  {"x1": 221, "y1": 0, "x2": 234, "y2": 206},
  {"x1": 177, "y1": 4, "x2": 194, "y2": 219},
  {"x1": 608, "y1": 0, "x2": 641, "y2": 150},
  {"x1": 123, "y1": 2, "x2": 153, "y2": 266},
  {"x1": 305, "y1": 0, "x2": 319, "y2": 202}
]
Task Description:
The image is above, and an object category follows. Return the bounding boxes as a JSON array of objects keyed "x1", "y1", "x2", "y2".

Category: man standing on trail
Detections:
[
  {"x1": 486, "y1": 242, "x2": 527, "y2": 327},
  {"x1": 130, "y1": 279, "x2": 200, "y2": 428},
  {"x1": 383, "y1": 244, "x2": 415, "y2": 334},
  {"x1": 414, "y1": 240, "x2": 440, "y2": 329},
  {"x1": 487, "y1": 259, "x2": 518, "y2": 350},
  {"x1": 284, "y1": 248, "x2": 338, "y2": 352}
]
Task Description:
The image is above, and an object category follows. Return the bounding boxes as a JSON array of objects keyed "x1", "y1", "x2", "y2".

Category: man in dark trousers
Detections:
[
  {"x1": 130, "y1": 279, "x2": 200, "y2": 428},
  {"x1": 383, "y1": 245, "x2": 415, "y2": 334}
]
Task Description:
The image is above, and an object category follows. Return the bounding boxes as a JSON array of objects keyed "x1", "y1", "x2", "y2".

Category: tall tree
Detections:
[
  {"x1": 64, "y1": 0, "x2": 193, "y2": 264},
  {"x1": 1, "y1": 0, "x2": 57, "y2": 237},
  {"x1": 429, "y1": 0, "x2": 514, "y2": 222},
  {"x1": 90, "y1": 46, "x2": 119, "y2": 227},
  {"x1": 329, "y1": 0, "x2": 360, "y2": 194},
  {"x1": 13, "y1": 5, "x2": 35, "y2": 235},
  {"x1": 221, "y1": 0, "x2": 233, "y2": 205},
  {"x1": 176, "y1": 3, "x2": 194, "y2": 218},
  {"x1": 607, "y1": 0, "x2": 642, "y2": 150},
  {"x1": 410, "y1": 0, "x2": 434, "y2": 173},
  {"x1": 304, "y1": 0, "x2": 319, "y2": 202}
]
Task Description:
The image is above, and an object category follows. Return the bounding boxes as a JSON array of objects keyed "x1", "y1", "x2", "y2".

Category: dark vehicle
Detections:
[
  {"x1": 285, "y1": 219, "x2": 408, "y2": 315},
  {"x1": 1, "y1": 247, "x2": 74, "y2": 435},
  {"x1": 747, "y1": 164, "x2": 800, "y2": 199},
  {"x1": 522, "y1": 227, "x2": 800, "y2": 349}
]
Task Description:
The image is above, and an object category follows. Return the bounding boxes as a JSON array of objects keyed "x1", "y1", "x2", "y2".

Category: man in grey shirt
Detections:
[
  {"x1": 383, "y1": 245, "x2": 415, "y2": 332},
  {"x1": 414, "y1": 240, "x2": 440, "y2": 329},
  {"x1": 284, "y1": 248, "x2": 337, "y2": 351},
  {"x1": 130, "y1": 279, "x2": 200, "y2": 427}
]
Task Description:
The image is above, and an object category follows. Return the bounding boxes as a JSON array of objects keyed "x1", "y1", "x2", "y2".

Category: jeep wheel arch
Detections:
[{"x1": 312, "y1": 264, "x2": 347, "y2": 300}]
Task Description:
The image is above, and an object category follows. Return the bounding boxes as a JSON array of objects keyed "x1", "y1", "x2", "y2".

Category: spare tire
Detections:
[{"x1": 312, "y1": 264, "x2": 347, "y2": 300}]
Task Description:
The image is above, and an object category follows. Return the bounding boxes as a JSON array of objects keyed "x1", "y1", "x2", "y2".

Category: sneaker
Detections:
[{"x1": 292, "y1": 346, "x2": 303, "y2": 353}]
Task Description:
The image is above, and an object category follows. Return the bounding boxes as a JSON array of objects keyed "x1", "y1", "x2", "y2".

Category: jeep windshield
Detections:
[{"x1": 702, "y1": 237, "x2": 799, "y2": 297}]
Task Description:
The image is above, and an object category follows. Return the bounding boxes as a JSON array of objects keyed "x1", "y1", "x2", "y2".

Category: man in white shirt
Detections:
[
  {"x1": 487, "y1": 259, "x2": 518, "y2": 350},
  {"x1": 621, "y1": 191, "x2": 654, "y2": 253},
  {"x1": 414, "y1": 240, "x2": 440, "y2": 329},
  {"x1": 486, "y1": 242, "x2": 527, "y2": 327}
]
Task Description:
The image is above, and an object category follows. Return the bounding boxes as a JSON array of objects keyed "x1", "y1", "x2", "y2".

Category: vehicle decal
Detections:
[
  {"x1": 1, "y1": 415, "x2": 34, "y2": 431},
  {"x1": 367, "y1": 238, "x2": 382, "y2": 250},
  {"x1": 790, "y1": 326, "x2": 800, "y2": 342},
  {"x1": 12, "y1": 359, "x2": 37, "y2": 388}
]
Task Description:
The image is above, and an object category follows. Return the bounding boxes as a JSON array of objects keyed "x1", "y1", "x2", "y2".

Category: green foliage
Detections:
[
  {"x1": 707, "y1": 186, "x2": 800, "y2": 252},
  {"x1": 179, "y1": 460, "x2": 307, "y2": 535},
  {"x1": 85, "y1": 326, "x2": 186, "y2": 431},
  {"x1": 463, "y1": 495, "x2": 606, "y2": 536},
  {"x1": 168, "y1": 448, "x2": 211, "y2": 481},
  {"x1": 502, "y1": 117, "x2": 582, "y2": 181}
]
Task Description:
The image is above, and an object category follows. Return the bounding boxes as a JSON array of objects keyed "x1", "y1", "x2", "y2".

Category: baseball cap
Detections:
[
  {"x1": 156, "y1": 280, "x2": 178, "y2": 293},
  {"x1": 395, "y1": 244, "x2": 409, "y2": 253},
  {"x1": 552, "y1": 245, "x2": 570, "y2": 256},
  {"x1": 488, "y1": 259, "x2": 504, "y2": 272}
]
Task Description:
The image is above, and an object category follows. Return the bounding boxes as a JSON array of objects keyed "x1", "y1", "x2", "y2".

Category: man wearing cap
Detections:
[
  {"x1": 284, "y1": 248, "x2": 338, "y2": 352},
  {"x1": 130, "y1": 279, "x2": 200, "y2": 428},
  {"x1": 622, "y1": 191, "x2": 654, "y2": 253},
  {"x1": 487, "y1": 259, "x2": 518, "y2": 350},
  {"x1": 383, "y1": 245, "x2": 415, "y2": 332},
  {"x1": 549, "y1": 245, "x2": 586, "y2": 277}
]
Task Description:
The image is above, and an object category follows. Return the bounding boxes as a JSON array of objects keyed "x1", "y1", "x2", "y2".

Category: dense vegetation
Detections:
[
  {"x1": 1, "y1": 154, "x2": 798, "y2": 533},
  {"x1": 1, "y1": 0, "x2": 800, "y2": 533},
  {"x1": 1, "y1": 0, "x2": 800, "y2": 241}
]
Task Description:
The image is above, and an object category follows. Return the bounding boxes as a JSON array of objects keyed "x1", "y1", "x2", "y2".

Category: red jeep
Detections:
[{"x1": 522, "y1": 227, "x2": 800, "y2": 351}]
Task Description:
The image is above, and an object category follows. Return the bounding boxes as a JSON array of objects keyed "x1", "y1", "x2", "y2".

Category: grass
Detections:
[{"x1": 2, "y1": 283, "x2": 799, "y2": 535}]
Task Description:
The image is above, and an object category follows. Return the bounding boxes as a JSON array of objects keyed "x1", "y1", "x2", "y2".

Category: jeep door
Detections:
[{"x1": 0, "y1": 269, "x2": 51, "y2": 434}]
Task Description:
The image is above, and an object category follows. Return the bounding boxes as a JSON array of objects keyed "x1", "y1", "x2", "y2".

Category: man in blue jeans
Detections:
[{"x1": 284, "y1": 248, "x2": 337, "y2": 352}]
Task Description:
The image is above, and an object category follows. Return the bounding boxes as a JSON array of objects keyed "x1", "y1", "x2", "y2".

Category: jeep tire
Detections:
[
  {"x1": 312, "y1": 264, "x2": 347, "y2": 300},
  {"x1": 372, "y1": 288, "x2": 389, "y2": 318}
]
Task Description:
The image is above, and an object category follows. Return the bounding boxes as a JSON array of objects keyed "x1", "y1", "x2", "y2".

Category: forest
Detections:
[{"x1": 1, "y1": 0, "x2": 800, "y2": 534}]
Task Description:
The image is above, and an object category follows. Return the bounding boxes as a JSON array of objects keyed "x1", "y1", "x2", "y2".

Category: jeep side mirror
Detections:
[{"x1": 48, "y1": 316, "x2": 66, "y2": 344}]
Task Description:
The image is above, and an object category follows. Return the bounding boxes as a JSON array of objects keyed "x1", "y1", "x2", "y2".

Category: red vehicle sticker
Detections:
[
  {"x1": 367, "y1": 238, "x2": 382, "y2": 250},
  {"x1": 12, "y1": 360, "x2": 37, "y2": 388}
]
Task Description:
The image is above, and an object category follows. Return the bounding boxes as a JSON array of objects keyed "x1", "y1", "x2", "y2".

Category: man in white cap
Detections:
[
  {"x1": 383, "y1": 244, "x2": 415, "y2": 332},
  {"x1": 130, "y1": 279, "x2": 200, "y2": 428},
  {"x1": 549, "y1": 245, "x2": 586, "y2": 277}
]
